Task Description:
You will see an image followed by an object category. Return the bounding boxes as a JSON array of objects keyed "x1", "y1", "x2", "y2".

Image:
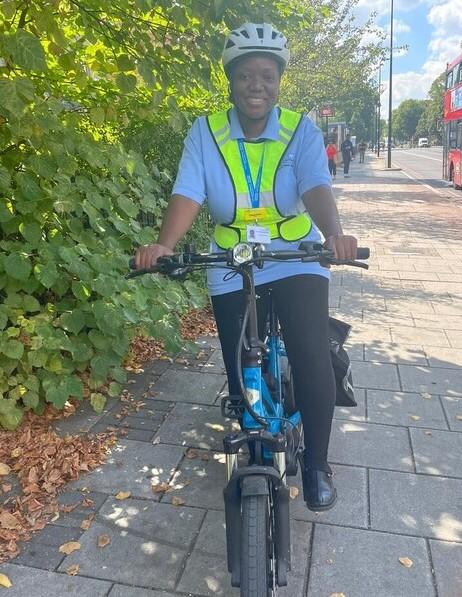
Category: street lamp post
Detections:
[
  {"x1": 387, "y1": 0, "x2": 394, "y2": 168},
  {"x1": 377, "y1": 65, "x2": 382, "y2": 157}
]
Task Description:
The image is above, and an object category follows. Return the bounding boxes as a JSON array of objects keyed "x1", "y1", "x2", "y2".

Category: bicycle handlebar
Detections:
[{"x1": 127, "y1": 243, "x2": 369, "y2": 279}]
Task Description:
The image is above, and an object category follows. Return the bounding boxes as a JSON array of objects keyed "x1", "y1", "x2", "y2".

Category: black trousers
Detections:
[
  {"x1": 211, "y1": 274, "x2": 335, "y2": 472},
  {"x1": 328, "y1": 158, "x2": 336, "y2": 176},
  {"x1": 342, "y1": 152, "x2": 351, "y2": 174}
]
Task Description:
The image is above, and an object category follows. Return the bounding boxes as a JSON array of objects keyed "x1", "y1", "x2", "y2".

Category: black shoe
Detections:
[{"x1": 302, "y1": 468, "x2": 337, "y2": 511}]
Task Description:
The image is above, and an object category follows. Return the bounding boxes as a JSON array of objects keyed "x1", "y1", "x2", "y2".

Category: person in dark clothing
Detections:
[
  {"x1": 340, "y1": 134, "x2": 354, "y2": 177},
  {"x1": 358, "y1": 140, "x2": 367, "y2": 163}
]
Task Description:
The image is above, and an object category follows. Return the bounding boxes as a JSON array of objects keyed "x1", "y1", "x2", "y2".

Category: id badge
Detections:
[{"x1": 246, "y1": 225, "x2": 271, "y2": 244}]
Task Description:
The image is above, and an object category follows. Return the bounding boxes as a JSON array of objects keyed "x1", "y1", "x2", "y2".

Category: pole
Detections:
[
  {"x1": 387, "y1": 0, "x2": 394, "y2": 168},
  {"x1": 326, "y1": 115, "x2": 328, "y2": 138},
  {"x1": 377, "y1": 65, "x2": 382, "y2": 157}
]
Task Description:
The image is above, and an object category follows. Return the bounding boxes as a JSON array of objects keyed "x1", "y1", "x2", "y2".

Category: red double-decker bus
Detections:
[{"x1": 443, "y1": 52, "x2": 462, "y2": 189}]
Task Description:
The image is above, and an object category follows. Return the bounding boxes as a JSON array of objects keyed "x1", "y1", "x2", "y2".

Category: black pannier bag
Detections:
[{"x1": 329, "y1": 317, "x2": 357, "y2": 407}]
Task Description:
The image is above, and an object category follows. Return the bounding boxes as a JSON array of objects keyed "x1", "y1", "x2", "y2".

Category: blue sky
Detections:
[{"x1": 354, "y1": 0, "x2": 462, "y2": 108}]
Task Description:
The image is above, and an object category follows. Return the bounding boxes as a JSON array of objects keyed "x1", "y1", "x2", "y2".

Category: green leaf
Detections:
[
  {"x1": 34, "y1": 262, "x2": 59, "y2": 289},
  {"x1": 22, "y1": 295, "x2": 41, "y2": 312},
  {"x1": 16, "y1": 171, "x2": 42, "y2": 202},
  {"x1": 1, "y1": 339, "x2": 24, "y2": 360},
  {"x1": 45, "y1": 383, "x2": 68, "y2": 408},
  {"x1": 64, "y1": 375, "x2": 84, "y2": 399},
  {"x1": 10, "y1": 30, "x2": 46, "y2": 71},
  {"x1": 19, "y1": 221, "x2": 42, "y2": 245},
  {"x1": 88, "y1": 329, "x2": 109, "y2": 350},
  {"x1": 0, "y1": 398, "x2": 23, "y2": 430},
  {"x1": 0, "y1": 166, "x2": 12, "y2": 192},
  {"x1": 115, "y1": 73, "x2": 137, "y2": 93},
  {"x1": 90, "y1": 107, "x2": 105, "y2": 126},
  {"x1": 108, "y1": 381, "x2": 121, "y2": 397},
  {"x1": 28, "y1": 349, "x2": 48, "y2": 368},
  {"x1": 60, "y1": 310, "x2": 86, "y2": 335},
  {"x1": 117, "y1": 195, "x2": 139, "y2": 218},
  {"x1": 4, "y1": 252, "x2": 32, "y2": 281},
  {"x1": 0, "y1": 306, "x2": 8, "y2": 330},
  {"x1": 23, "y1": 390, "x2": 39, "y2": 409},
  {"x1": 90, "y1": 392, "x2": 106, "y2": 414},
  {"x1": 0, "y1": 79, "x2": 27, "y2": 114},
  {"x1": 111, "y1": 366, "x2": 127, "y2": 383}
]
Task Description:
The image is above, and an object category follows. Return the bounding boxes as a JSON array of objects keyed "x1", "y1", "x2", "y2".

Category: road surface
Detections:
[{"x1": 387, "y1": 146, "x2": 461, "y2": 199}]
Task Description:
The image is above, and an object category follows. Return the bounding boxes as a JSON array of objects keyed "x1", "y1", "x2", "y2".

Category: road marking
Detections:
[
  {"x1": 399, "y1": 151, "x2": 441, "y2": 162},
  {"x1": 395, "y1": 163, "x2": 461, "y2": 199}
]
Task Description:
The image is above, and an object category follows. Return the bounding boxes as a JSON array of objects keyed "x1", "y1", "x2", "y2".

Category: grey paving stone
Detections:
[
  {"x1": 289, "y1": 464, "x2": 368, "y2": 528},
  {"x1": 163, "y1": 449, "x2": 226, "y2": 510},
  {"x1": 334, "y1": 388, "x2": 366, "y2": 422},
  {"x1": 202, "y1": 349, "x2": 226, "y2": 374},
  {"x1": 14, "y1": 525, "x2": 81, "y2": 570},
  {"x1": 425, "y1": 346, "x2": 462, "y2": 369},
  {"x1": 123, "y1": 415, "x2": 163, "y2": 431},
  {"x1": 391, "y1": 325, "x2": 450, "y2": 347},
  {"x1": 367, "y1": 389, "x2": 448, "y2": 429},
  {"x1": 69, "y1": 439, "x2": 184, "y2": 499},
  {"x1": 411, "y1": 427, "x2": 462, "y2": 478},
  {"x1": 153, "y1": 369, "x2": 225, "y2": 404},
  {"x1": 52, "y1": 398, "x2": 117, "y2": 436},
  {"x1": 122, "y1": 427, "x2": 156, "y2": 442},
  {"x1": 53, "y1": 490, "x2": 108, "y2": 528},
  {"x1": 196, "y1": 335, "x2": 221, "y2": 349},
  {"x1": 430, "y1": 539, "x2": 462, "y2": 597},
  {"x1": 370, "y1": 469, "x2": 462, "y2": 541},
  {"x1": 177, "y1": 513, "x2": 311, "y2": 596},
  {"x1": 156, "y1": 402, "x2": 240, "y2": 450},
  {"x1": 350, "y1": 361, "x2": 401, "y2": 391},
  {"x1": 109, "y1": 587, "x2": 177, "y2": 597},
  {"x1": 57, "y1": 498, "x2": 204, "y2": 590},
  {"x1": 0, "y1": 564, "x2": 111, "y2": 596},
  {"x1": 447, "y1": 329, "x2": 462, "y2": 348},
  {"x1": 343, "y1": 341, "x2": 364, "y2": 361},
  {"x1": 307, "y1": 525, "x2": 434, "y2": 597},
  {"x1": 329, "y1": 419, "x2": 413, "y2": 472},
  {"x1": 441, "y1": 396, "x2": 462, "y2": 431},
  {"x1": 399, "y1": 364, "x2": 462, "y2": 396},
  {"x1": 365, "y1": 342, "x2": 427, "y2": 365}
]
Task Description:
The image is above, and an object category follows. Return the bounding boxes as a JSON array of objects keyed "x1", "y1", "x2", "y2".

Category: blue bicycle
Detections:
[{"x1": 129, "y1": 241, "x2": 369, "y2": 597}]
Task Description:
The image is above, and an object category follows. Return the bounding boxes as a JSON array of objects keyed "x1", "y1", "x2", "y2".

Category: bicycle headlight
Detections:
[{"x1": 232, "y1": 243, "x2": 253, "y2": 265}]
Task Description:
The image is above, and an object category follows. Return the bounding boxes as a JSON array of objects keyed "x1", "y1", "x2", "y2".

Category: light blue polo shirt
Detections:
[{"x1": 172, "y1": 106, "x2": 332, "y2": 296}]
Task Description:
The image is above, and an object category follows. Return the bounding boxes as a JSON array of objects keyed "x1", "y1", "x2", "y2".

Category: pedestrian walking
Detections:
[
  {"x1": 358, "y1": 140, "x2": 367, "y2": 163},
  {"x1": 340, "y1": 134, "x2": 354, "y2": 177},
  {"x1": 326, "y1": 141, "x2": 337, "y2": 180}
]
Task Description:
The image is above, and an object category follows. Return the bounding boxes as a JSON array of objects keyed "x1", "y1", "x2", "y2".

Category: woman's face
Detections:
[{"x1": 230, "y1": 55, "x2": 281, "y2": 121}]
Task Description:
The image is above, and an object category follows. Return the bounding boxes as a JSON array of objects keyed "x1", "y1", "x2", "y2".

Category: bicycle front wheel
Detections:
[{"x1": 240, "y1": 493, "x2": 274, "y2": 597}]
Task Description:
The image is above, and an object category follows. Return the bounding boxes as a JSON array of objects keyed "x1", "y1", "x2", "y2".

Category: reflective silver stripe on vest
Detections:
[
  {"x1": 217, "y1": 134, "x2": 231, "y2": 147},
  {"x1": 236, "y1": 190, "x2": 275, "y2": 209},
  {"x1": 279, "y1": 124, "x2": 294, "y2": 138}
]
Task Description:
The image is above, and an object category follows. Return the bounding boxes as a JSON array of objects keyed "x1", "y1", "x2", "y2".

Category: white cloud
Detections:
[
  {"x1": 379, "y1": 59, "x2": 444, "y2": 109},
  {"x1": 427, "y1": 0, "x2": 462, "y2": 63}
]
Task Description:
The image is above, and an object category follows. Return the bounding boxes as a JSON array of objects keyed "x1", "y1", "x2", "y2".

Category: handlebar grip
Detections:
[{"x1": 356, "y1": 248, "x2": 370, "y2": 260}]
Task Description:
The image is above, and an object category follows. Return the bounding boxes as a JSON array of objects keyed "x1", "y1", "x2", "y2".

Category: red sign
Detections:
[{"x1": 319, "y1": 106, "x2": 335, "y2": 117}]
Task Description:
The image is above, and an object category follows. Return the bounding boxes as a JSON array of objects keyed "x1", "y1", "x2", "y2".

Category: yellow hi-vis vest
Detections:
[{"x1": 207, "y1": 108, "x2": 312, "y2": 250}]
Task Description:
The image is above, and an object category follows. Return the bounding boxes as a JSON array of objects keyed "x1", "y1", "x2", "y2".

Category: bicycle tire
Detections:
[{"x1": 240, "y1": 493, "x2": 273, "y2": 597}]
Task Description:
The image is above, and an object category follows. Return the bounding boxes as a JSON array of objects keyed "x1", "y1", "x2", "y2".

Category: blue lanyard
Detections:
[{"x1": 237, "y1": 139, "x2": 266, "y2": 208}]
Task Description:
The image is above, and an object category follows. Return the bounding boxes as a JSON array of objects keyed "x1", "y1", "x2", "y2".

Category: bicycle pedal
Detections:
[{"x1": 221, "y1": 395, "x2": 245, "y2": 419}]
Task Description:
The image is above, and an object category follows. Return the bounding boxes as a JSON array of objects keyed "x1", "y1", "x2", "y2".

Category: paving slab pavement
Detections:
[{"x1": 2, "y1": 154, "x2": 462, "y2": 596}]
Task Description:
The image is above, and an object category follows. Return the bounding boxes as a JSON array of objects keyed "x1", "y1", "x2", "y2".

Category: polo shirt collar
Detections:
[{"x1": 229, "y1": 106, "x2": 280, "y2": 141}]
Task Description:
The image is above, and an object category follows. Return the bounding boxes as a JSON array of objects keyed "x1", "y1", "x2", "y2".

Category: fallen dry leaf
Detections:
[
  {"x1": 329, "y1": 593, "x2": 345, "y2": 597},
  {"x1": 0, "y1": 511, "x2": 21, "y2": 530},
  {"x1": 207, "y1": 423, "x2": 225, "y2": 432},
  {"x1": 1, "y1": 484, "x2": 12, "y2": 493},
  {"x1": 66, "y1": 564, "x2": 80, "y2": 576},
  {"x1": 398, "y1": 556, "x2": 413, "y2": 568},
  {"x1": 171, "y1": 496, "x2": 185, "y2": 506},
  {"x1": 289, "y1": 486, "x2": 299, "y2": 500},
  {"x1": 425, "y1": 431, "x2": 433, "y2": 437},
  {"x1": 97, "y1": 534, "x2": 111, "y2": 548},
  {"x1": 420, "y1": 393, "x2": 432, "y2": 400},
  {"x1": 456, "y1": 415, "x2": 462, "y2": 421},
  {"x1": 59, "y1": 541, "x2": 81, "y2": 555},
  {"x1": 409, "y1": 415, "x2": 420, "y2": 421},
  {"x1": 151, "y1": 482, "x2": 170, "y2": 494},
  {"x1": 80, "y1": 515, "x2": 94, "y2": 531},
  {"x1": 0, "y1": 463, "x2": 11, "y2": 476},
  {"x1": 0, "y1": 573, "x2": 12, "y2": 588},
  {"x1": 10, "y1": 448, "x2": 22, "y2": 458},
  {"x1": 184, "y1": 448, "x2": 199, "y2": 459},
  {"x1": 152, "y1": 436, "x2": 161, "y2": 445},
  {"x1": 201, "y1": 453, "x2": 211, "y2": 462},
  {"x1": 115, "y1": 491, "x2": 131, "y2": 500}
]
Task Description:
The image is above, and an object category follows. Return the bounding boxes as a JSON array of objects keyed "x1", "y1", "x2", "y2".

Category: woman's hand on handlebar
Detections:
[
  {"x1": 324, "y1": 234, "x2": 358, "y2": 261},
  {"x1": 134, "y1": 243, "x2": 173, "y2": 270}
]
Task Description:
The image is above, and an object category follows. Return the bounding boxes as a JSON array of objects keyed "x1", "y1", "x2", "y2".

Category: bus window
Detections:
[
  {"x1": 457, "y1": 121, "x2": 462, "y2": 150},
  {"x1": 447, "y1": 69, "x2": 454, "y2": 89}
]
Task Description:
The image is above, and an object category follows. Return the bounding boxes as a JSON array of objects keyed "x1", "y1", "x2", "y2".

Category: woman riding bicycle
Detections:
[{"x1": 135, "y1": 23, "x2": 358, "y2": 511}]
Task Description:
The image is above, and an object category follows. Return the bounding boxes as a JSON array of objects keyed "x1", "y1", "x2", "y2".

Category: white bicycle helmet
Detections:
[{"x1": 222, "y1": 23, "x2": 290, "y2": 78}]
